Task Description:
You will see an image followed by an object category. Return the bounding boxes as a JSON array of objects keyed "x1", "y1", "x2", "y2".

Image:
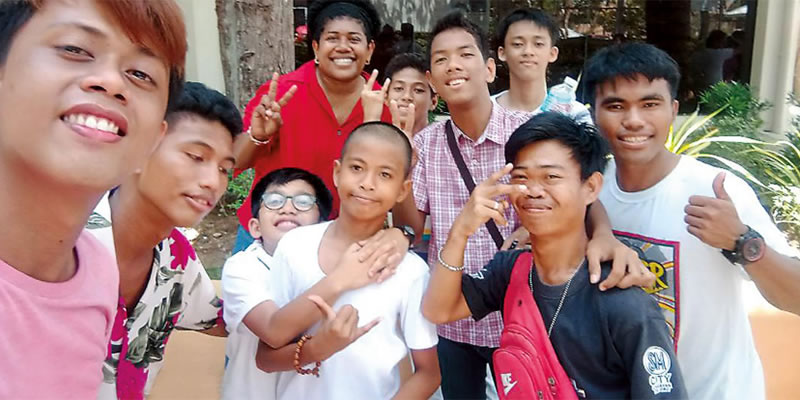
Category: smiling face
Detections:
[
  {"x1": 312, "y1": 17, "x2": 374, "y2": 82},
  {"x1": 498, "y1": 21, "x2": 558, "y2": 83},
  {"x1": 333, "y1": 134, "x2": 410, "y2": 222},
  {"x1": 509, "y1": 140, "x2": 601, "y2": 238},
  {"x1": 593, "y1": 74, "x2": 678, "y2": 169},
  {"x1": 136, "y1": 116, "x2": 234, "y2": 228},
  {"x1": 386, "y1": 67, "x2": 435, "y2": 132},
  {"x1": 250, "y1": 179, "x2": 322, "y2": 250},
  {"x1": 0, "y1": 0, "x2": 170, "y2": 192},
  {"x1": 427, "y1": 28, "x2": 495, "y2": 107}
]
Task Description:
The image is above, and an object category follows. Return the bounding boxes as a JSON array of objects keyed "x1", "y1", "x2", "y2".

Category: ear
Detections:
[
  {"x1": 497, "y1": 46, "x2": 506, "y2": 62},
  {"x1": 332, "y1": 159, "x2": 341, "y2": 188},
  {"x1": 486, "y1": 57, "x2": 497, "y2": 84},
  {"x1": 396, "y1": 178, "x2": 412, "y2": 204},
  {"x1": 549, "y1": 46, "x2": 559, "y2": 63},
  {"x1": 671, "y1": 99, "x2": 679, "y2": 120},
  {"x1": 312, "y1": 40, "x2": 320, "y2": 60},
  {"x1": 582, "y1": 171, "x2": 604, "y2": 206},
  {"x1": 247, "y1": 217, "x2": 263, "y2": 239},
  {"x1": 152, "y1": 120, "x2": 168, "y2": 153},
  {"x1": 430, "y1": 93, "x2": 439, "y2": 112},
  {"x1": 365, "y1": 40, "x2": 376, "y2": 63},
  {"x1": 426, "y1": 70, "x2": 439, "y2": 95}
]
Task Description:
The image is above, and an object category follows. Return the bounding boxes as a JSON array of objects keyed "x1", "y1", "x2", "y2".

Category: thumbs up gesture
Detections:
[{"x1": 684, "y1": 172, "x2": 748, "y2": 250}]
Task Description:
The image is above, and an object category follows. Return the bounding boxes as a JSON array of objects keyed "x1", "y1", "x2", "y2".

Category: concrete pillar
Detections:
[{"x1": 750, "y1": 0, "x2": 800, "y2": 135}]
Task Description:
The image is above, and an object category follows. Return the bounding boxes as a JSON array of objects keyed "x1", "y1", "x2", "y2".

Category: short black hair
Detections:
[
  {"x1": 165, "y1": 82, "x2": 242, "y2": 138},
  {"x1": 428, "y1": 11, "x2": 490, "y2": 63},
  {"x1": 583, "y1": 42, "x2": 681, "y2": 108},
  {"x1": 505, "y1": 112, "x2": 609, "y2": 181},
  {"x1": 384, "y1": 53, "x2": 433, "y2": 96},
  {"x1": 0, "y1": 0, "x2": 35, "y2": 66},
  {"x1": 495, "y1": 8, "x2": 560, "y2": 49},
  {"x1": 307, "y1": 0, "x2": 380, "y2": 47},
  {"x1": 341, "y1": 121, "x2": 412, "y2": 177},
  {"x1": 250, "y1": 167, "x2": 333, "y2": 221}
]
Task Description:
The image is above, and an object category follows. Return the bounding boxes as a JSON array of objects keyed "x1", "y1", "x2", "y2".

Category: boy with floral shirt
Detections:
[{"x1": 88, "y1": 82, "x2": 238, "y2": 399}]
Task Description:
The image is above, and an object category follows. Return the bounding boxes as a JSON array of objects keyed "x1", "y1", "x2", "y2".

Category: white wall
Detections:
[{"x1": 176, "y1": 0, "x2": 226, "y2": 94}]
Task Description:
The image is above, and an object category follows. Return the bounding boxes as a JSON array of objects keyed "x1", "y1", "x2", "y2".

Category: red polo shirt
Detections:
[{"x1": 236, "y1": 61, "x2": 391, "y2": 228}]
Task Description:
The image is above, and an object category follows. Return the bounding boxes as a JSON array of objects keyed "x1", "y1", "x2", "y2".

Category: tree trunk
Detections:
[
  {"x1": 645, "y1": 0, "x2": 691, "y2": 99},
  {"x1": 215, "y1": 0, "x2": 294, "y2": 110}
]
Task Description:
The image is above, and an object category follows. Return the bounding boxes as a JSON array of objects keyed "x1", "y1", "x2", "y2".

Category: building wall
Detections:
[{"x1": 176, "y1": 0, "x2": 226, "y2": 94}]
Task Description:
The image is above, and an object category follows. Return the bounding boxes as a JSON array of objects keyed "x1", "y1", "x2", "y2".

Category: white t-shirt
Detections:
[
  {"x1": 599, "y1": 156, "x2": 800, "y2": 400},
  {"x1": 491, "y1": 90, "x2": 592, "y2": 124},
  {"x1": 271, "y1": 221, "x2": 439, "y2": 400},
  {"x1": 221, "y1": 242, "x2": 278, "y2": 400}
]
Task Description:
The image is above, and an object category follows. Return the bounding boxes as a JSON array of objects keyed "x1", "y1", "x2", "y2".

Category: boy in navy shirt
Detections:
[{"x1": 423, "y1": 112, "x2": 686, "y2": 399}]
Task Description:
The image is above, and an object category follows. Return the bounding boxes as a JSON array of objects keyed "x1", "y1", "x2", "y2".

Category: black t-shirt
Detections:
[{"x1": 462, "y1": 250, "x2": 687, "y2": 399}]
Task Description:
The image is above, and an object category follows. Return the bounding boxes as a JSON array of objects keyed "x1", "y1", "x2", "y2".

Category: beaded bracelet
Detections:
[
  {"x1": 437, "y1": 248, "x2": 465, "y2": 272},
  {"x1": 294, "y1": 334, "x2": 321, "y2": 377},
  {"x1": 247, "y1": 127, "x2": 271, "y2": 146}
]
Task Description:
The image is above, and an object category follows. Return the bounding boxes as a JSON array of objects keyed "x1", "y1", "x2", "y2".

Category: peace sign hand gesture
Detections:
[
  {"x1": 361, "y1": 69, "x2": 390, "y2": 122},
  {"x1": 251, "y1": 72, "x2": 298, "y2": 142},
  {"x1": 451, "y1": 164, "x2": 527, "y2": 240}
]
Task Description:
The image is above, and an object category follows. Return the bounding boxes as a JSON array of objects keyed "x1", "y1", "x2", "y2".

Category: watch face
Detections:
[{"x1": 742, "y1": 238, "x2": 766, "y2": 262}]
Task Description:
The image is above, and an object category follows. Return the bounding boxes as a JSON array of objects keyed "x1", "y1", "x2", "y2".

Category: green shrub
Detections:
[{"x1": 219, "y1": 169, "x2": 254, "y2": 215}]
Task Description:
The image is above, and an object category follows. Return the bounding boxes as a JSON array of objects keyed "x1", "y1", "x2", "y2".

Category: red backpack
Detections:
[{"x1": 492, "y1": 252, "x2": 578, "y2": 400}]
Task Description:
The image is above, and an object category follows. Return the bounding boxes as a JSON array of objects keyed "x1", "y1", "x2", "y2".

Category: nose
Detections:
[
  {"x1": 198, "y1": 165, "x2": 224, "y2": 196},
  {"x1": 400, "y1": 87, "x2": 414, "y2": 103},
  {"x1": 359, "y1": 172, "x2": 377, "y2": 192},
  {"x1": 526, "y1": 181, "x2": 546, "y2": 198},
  {"x1": 279, "y1": 198, "x2": 298, "y2": 214},
  {"x1": 523, "y1": 43, "x2": 535, "y2": 56},
  {"x1": 80, "y1": 60, "x2": 128, "y2": 104},
  {"x1": 445, "y1": 58, "x2": 463, "y2": 74},
  {"x1": 622, "y1": 107, "x2": 646, "y2": 131}
]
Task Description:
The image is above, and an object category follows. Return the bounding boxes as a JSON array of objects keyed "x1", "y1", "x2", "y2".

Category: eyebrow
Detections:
[
  {"x1": 349, "y1": 156, "x2": 401, "y2": 172},
  {"x1": 187, "y1": 140, "x2": 235, "y2": 164},
  {"x1": 600, "y1": 93, "x2": 666, "y2": 106},
  {"x1": 325, "y1": 30, "x2": 364, "y2": 36},
  {"x1": 512, "y1": 163, "x2": 565, "y2": 171},
  {"x1": 432, "y1": 44, "x2": 476, "y2": 56}
]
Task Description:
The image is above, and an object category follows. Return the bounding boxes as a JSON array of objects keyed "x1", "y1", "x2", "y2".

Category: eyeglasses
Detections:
[{"x1": 261, "y1": 192, "x2": 318, "y2": 212}]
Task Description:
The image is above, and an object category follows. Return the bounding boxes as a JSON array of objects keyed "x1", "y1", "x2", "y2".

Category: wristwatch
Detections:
[
  {"x1": 394, "y1": 225, "x2": 416, "y2": 247},
  {"x1": 722, "y1": 225, "x2": 766, "y2": 266}
]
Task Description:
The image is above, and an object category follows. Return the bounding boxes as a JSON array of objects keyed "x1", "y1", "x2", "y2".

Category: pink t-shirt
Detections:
[{"x1": 0, "y1": 230, "x2": 119, "y2": 399}]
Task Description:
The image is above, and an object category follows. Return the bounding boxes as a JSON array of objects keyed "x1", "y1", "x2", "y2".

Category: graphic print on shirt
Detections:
[
  {"x1": 642, "y1": 346, "x2": 674, "y2": 395},
  {"x1": 613, "y1": 231, "x2": 680, "y2": 348}
]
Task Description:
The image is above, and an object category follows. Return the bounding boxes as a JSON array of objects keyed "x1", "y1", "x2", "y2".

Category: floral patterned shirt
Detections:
[{"x1": 87, "y1": 194, "x2": 223, "y2": 400}]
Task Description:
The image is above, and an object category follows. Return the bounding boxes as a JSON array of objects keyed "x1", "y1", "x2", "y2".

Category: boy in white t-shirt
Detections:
[
  {"x1": 221, "y1": 167, "x2": 335, "y2": 400},
  {"x1": 491, "y1": 8, "x2": 589, "y2": 121},
  {"x1": 584, "y1": 42, "x2": 800, "y2": 400},
  {"x1": 258, "y1": 122, "x2": 441, "y2": 399}
]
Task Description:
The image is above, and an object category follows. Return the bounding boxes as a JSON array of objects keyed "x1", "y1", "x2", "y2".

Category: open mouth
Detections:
[
  {"x1": 274, "y1": 219, "x2": 300, "y2": 230},
  {"x1": 332, "y1": 57, "x2": 355, "y2": 66},
  {"x1": 618, "y1": 135, "x2": 652, "y2": 145},
  {"x1": 61, "y1": 114, "x2": 124, "y2": 137},
  {"x1": 446, "y1": 78, "x2": 467, "y2": 87},
  {"x1": 183, "y1": 194, "x2": 213, "y2": 212}
]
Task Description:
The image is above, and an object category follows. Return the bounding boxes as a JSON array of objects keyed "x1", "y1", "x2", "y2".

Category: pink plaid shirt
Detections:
[{"x1": 412, "y1": 102, "x2": 591, "y2": 347}]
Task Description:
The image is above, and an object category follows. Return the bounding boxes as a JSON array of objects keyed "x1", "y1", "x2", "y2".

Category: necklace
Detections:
[{"x1": 529, "y1": 259, "x2": 584, "y2": 337}]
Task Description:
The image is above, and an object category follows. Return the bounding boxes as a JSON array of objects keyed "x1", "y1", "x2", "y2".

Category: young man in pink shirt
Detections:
[{"x1": 0, "y1": 0, "x2": 186, "y2": 398}]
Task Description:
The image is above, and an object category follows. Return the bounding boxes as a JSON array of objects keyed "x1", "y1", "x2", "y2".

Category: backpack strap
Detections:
[{"x1": 503, "y1": 251, "x2": 533, "y2": 320}]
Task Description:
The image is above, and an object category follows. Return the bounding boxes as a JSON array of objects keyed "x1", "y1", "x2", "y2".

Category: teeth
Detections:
[
  {"x1": 63, "y1": 113, "x2": 120, "y2": 135},
  {"x1": 447, "y1": 79, "x2": 466, "y2": 86},
  {"x1": 333, "y1": 58, "x2": 354, "y2": 65},
  {"x1": 621, "y1": 136, "x2": 648, "y2": 143}
]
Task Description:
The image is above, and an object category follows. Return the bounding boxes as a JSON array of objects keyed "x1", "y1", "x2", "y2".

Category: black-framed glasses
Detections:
[{"x1": 261, "y1": 192, "x2": 317, "y2": 212}]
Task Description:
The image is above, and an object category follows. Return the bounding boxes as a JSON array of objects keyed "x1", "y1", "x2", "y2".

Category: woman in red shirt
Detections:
[{"x1": 232, "y1": 0, "x2": 402, "y2": 255}]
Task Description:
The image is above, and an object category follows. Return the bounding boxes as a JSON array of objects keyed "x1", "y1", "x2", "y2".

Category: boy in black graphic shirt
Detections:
[{"x1": 422, "y1": 112, "x2": 686, "y2": 399}]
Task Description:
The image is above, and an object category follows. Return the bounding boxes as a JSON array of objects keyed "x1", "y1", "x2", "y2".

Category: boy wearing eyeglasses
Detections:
[{"x1": 222, "y1": 167, "x2": 382, "y2": 400}]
